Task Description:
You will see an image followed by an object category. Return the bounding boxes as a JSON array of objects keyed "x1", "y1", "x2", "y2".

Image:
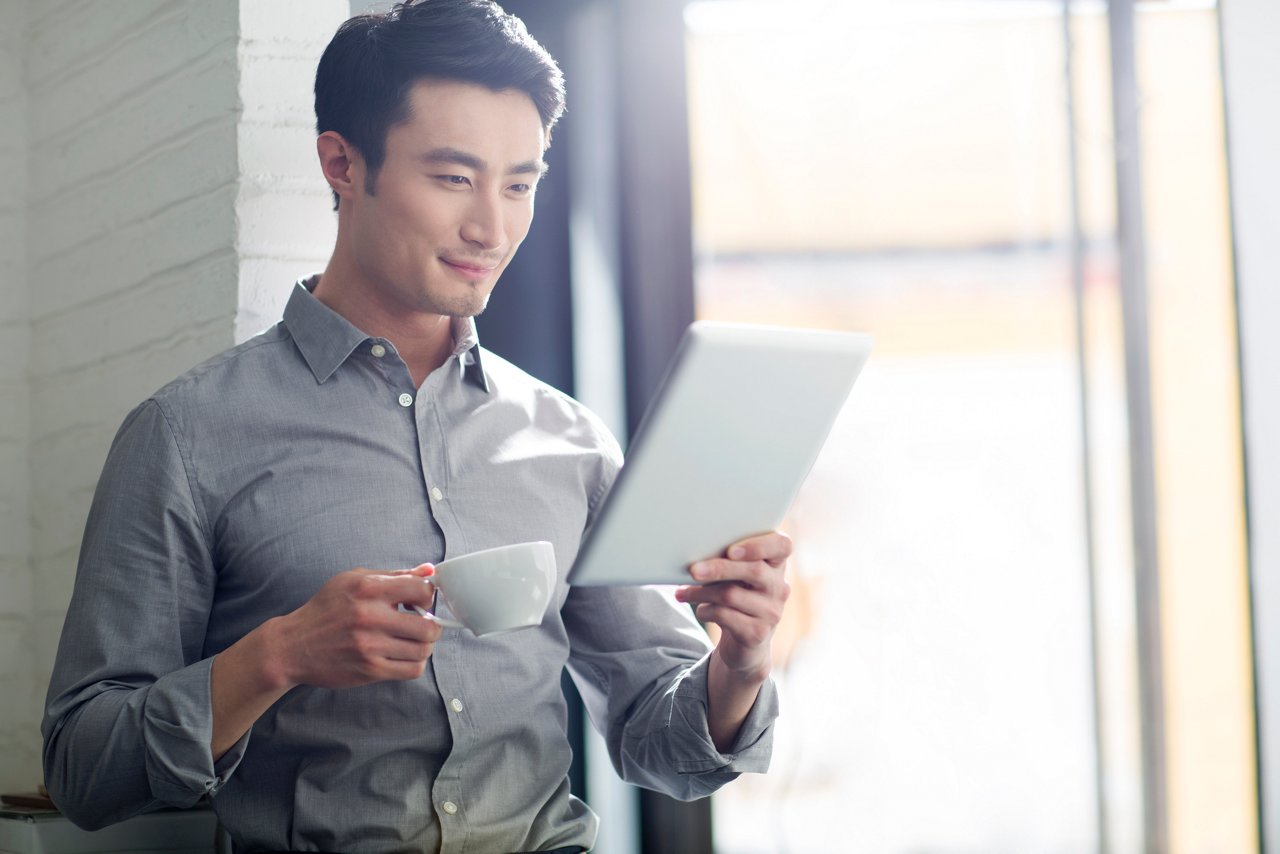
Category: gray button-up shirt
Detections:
[{"x1": 42, "y1": 279, "x2": 777, "y2": 853}]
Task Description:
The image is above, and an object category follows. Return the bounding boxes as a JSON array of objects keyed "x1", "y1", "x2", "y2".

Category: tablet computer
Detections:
[{"x1": 567, "y1": 321, "x2": 872, "y2": 586}]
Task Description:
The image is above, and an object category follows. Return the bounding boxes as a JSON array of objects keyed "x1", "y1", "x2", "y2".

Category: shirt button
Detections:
[
  {"x1": 370, "y1": 343, "x2": 387, "y2": 358},
  {"x1": 450, "y1": 698, "x2": 463, "y2": 713},
  {"x1": 442, "y1": 801, "x2": 458, "y2": 815},
  {"x1": 398, "y1": 393, "x2": 413, "y2": 407},
  {"x1": 431, "y1": 487, "x2": 444, "y2": 501}
]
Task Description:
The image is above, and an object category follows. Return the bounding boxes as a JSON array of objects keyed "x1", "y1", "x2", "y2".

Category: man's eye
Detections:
[
  {"x1": 509, "y1": 183, "x2": 532, "y2": 195},
  {"x1": 440, "y1": 175, "x2": 470, "y2": 186}
]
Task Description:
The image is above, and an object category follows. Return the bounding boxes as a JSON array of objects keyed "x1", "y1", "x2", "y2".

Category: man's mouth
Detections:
[{"x1": 440, "y1": 257, "x2": 498, "y2": 280}]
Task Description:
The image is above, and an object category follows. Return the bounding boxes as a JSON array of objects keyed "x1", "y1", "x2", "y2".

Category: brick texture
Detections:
[
  {"x1": 0, "y1": 0, "x2": 32, "y2": 792},
  {"x1": 234, "y1": 0, "x2": 343, "y2": 338},
  {"x1": 0, "y1": 0, "x2": 348, "y2": 793}
]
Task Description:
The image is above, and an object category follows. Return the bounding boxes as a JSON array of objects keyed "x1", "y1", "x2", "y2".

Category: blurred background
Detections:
[{"x1": 1, "y1": 0, "x2": 1278, "y2": 852}]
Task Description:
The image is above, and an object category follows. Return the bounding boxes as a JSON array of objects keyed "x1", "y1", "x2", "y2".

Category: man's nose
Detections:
[{"x1": 459, "y1": 193, "x2": 503, "y2": 250}]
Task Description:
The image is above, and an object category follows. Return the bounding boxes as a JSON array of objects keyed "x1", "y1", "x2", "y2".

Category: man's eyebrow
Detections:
[
  {"x1": 511, "y1": 159, "x2": 549, "y2": 178},
  {"x1": 421, "y1": 147, "x2": 547, "y2": 177},
  {"x1": 421, "y1": 147, "x2": 488, "y2": 171}
]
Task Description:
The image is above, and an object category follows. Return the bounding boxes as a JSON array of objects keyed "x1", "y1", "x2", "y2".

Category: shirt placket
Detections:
[{"x1": 413, "y1": 358, "x2": 476, "y2": 852}]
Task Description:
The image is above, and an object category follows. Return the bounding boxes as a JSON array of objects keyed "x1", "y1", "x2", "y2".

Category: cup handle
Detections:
[{"x1": 396, "y1": 602, "x2": 464, "y2": 629}]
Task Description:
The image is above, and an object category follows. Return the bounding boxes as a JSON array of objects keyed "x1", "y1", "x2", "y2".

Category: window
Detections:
[{"x1": 685, "y1": 2, "x2": 1253, "y2": 851}]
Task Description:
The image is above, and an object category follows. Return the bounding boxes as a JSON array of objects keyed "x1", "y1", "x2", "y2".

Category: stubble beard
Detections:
[{"x1": 422, "y1": 284, "x2": 493, "y2": 319}]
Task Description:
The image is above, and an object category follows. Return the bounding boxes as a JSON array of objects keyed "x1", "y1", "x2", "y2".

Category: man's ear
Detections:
[{"x1": 317, "y1": 131, "x2": 362, "y2": 206}]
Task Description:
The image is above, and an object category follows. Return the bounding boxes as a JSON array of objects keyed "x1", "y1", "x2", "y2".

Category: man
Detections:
[{"x1": 42, "y1": 2, "x2": 790, "y2": 851}]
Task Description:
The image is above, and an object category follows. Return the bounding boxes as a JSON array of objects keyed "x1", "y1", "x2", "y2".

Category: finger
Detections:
[
  {"x1": 387, "y1": 563, "x2": 435, "y2": 577},
  {"x1": 725, "y1": 531, "x2": 793, "y2": 568},
  {"x1": 353, "y1": 627, "x2": 430, "y2": 660},
  {"x1": 360, "y1": 597, "x2": 443, "y2": 642},
  {"x1": 677, "y1": 582, "x2": 780, "y2": 622},
  {"x1": 380, "y1": 635, "x2": 436, "y2": 663},
  {"x1": 693, "y1": 603, "x2": 774, "y2": 649},
  {"x1": 349, "y1": 564, "x2": 431, "y2": 575},
  {"x1": 380, "y1": 658, "x2": 430, "y2": 681},
  {"x1": 388, "y1": 608, "x2": 445, "y2": 643},
  {"x1": 355, "y1": 573, "x2": 437, "y2": 607},
  {"x1": 688, "y1": 558, "x2": 780, "y2": 592}
]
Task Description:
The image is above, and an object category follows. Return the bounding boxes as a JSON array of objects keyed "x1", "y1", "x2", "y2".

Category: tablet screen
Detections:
[{"x1": 568, "y1": 321, "x2": 872, "y2": 586}]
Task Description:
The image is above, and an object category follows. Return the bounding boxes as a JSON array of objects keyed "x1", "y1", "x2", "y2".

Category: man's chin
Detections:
[{"x1": 428, "y1": 291, "x2": 491, "y2": 319}]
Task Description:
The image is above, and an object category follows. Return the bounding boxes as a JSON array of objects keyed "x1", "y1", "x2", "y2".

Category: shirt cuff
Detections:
[
  {"x1": 142, "y1": 657, "x2": 250, "y2": 805},
  {"x1": 669, "y1": 653, "x2": 779, "y2": 775}
]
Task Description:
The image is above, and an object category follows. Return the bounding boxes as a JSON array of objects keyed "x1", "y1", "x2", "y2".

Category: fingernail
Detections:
[
  {"x1": 728, "y1": 546, "x2": 745, "y2": 560},
  {"x1": 691, "y1": 562, "x2": 710, "y2": 580}
]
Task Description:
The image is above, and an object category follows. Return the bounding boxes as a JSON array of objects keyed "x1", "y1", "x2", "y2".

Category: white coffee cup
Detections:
[{"x1": 399, "y1": 541, "x2": 556, "y2": 636}]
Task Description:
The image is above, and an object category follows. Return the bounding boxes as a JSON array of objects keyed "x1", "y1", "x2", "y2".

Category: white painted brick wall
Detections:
[
  {"x1": 1, "y1": 0, "x2": 347, "y2": 793},
  {"x1": 0, "y1": 0, "x2": 32, "y2": 793}
]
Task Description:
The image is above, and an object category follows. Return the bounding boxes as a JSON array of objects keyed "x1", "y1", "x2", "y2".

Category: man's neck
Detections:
[{"x1": 312, "y1": 254, "x2": 456, "y2": 389}]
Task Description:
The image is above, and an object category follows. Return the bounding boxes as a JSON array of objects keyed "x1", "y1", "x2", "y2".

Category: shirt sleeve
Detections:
[
  {"x1": 41, "y1": 399, "x2": 245, "y2": 830},
  {"x1": 562, "y1": 434, "x2": 778, "y2": 801},
  {"x1": 562, "y1": 585, "x2": 779, "y2": 801}
]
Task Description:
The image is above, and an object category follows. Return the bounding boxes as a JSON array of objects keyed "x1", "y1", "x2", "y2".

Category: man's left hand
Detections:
[{"x1": 675, "y1": 531, "x2": 793, "y2": 684}]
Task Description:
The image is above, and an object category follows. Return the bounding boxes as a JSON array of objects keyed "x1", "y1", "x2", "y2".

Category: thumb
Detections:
[{"x1": 389, "y1": 563, "x2": 435, "y2": 577}]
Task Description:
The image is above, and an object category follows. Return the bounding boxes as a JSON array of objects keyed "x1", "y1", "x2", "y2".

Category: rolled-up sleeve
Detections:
[
  {"x1": 41, "y1": 399, "x2": 241, "y2": 830},
  {"x1": 665, "y1": 653, "x2": 777, "y2": 775},
  {"x1": 563, "y1": 583, "x2": 779, "y2": 801}
]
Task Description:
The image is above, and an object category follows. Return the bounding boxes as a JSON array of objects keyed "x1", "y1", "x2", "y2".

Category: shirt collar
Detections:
[
  {"x1": 283, "y1": 275, "x2": 490, "y2": 393},
  {"x1": 452, "y1": 315, "x2": 491, "y2": 393}
]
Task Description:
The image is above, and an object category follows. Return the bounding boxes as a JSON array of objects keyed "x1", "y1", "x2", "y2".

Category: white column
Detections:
[{"x1": 234, "y1": 0, "x2": 346, "y2": 342}]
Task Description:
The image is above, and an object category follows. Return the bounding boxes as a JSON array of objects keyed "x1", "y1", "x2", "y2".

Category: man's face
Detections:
[{"x1": 347, "y1": 79, "x2": 547, "y2": 318}]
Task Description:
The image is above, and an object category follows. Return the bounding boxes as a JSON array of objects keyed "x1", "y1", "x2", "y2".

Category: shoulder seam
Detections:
[
  {"x1": 154, "y1": 329, "x2": 290, "y2": 401},
  {"x1": 147, "y1": 398, "x2": 215, "y2": 554}
]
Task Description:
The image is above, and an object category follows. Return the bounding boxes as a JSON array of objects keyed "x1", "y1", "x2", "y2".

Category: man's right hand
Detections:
[
  {"x1": 274, "y1": 564, "x2": 443, "y2": 689},
  {"x1": 210, "y1": 564, "x2": 440, "y2": 760}
]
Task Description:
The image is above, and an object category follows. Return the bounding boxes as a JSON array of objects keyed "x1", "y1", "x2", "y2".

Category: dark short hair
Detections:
[{"x1": 315, "y1": 0, "x2": 565, "y2": 210}]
